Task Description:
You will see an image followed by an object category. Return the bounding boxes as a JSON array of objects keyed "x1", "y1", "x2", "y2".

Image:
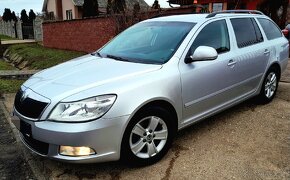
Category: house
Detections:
[
  {"x1": 167, "y1": 0, "x2": 263, "y2": 12},
  {"x1": 42, "y1": 0, "x2": 149, "y2": 21},
  {"x1": 167, "y1": 0, "x2": 289, "y2": 27}
]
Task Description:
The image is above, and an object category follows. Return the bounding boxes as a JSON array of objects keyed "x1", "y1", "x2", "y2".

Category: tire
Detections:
[
  {"x1": 257, "y1": 67, "x2": 279, "y2": 104},
  {"x1": 121, "y1": 106, "x2": 175, "y2": 166}
]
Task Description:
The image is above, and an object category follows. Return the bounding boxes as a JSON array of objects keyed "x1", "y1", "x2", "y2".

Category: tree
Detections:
[
  {"x1": 112, "y1": 0, "x2": 126, "y2": 13},
  {"x1": 20, "y1": 9, "x2": 29, "y2": 23},
  {"x1": 2, "y1": 8, "x2": 13, "y2": 22},
  {"x1": 133, "y1": 2, "x2": 141, "y2": 16},
  {"x1": 11, "y1": 11, "x2": 18, "y2": 22},
  {"x1": 83, "y1": 0, "x2": 99, "y2": 18},
  {"x1": 28, "y1": 9, "x2": 36, "y2": 23},
  {"x1": 107, "y1": 0, "x2": 112, "y2": 14},
  {"x1": 257, "y1": 0, "x2": 288, "y2": 28},
  {"x1": 152, "y1": 0, "x2": 160, "y2": 9}
]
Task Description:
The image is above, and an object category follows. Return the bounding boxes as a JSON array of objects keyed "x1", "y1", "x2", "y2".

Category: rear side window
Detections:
[
  {"x1": 231, "y1": 18, "x2": 263, "y2": 48},
  {"x1": 258, "y1": 18, "x2": 282, "y2": 40},
  {"x1": 190, "y1": 20, "x2": 230, "y2": 54}
]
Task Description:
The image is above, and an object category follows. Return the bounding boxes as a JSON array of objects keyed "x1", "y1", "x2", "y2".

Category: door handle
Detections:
[
  {"x1": 227, "y1": 59, "x2": 237, "y2": 66},
  {"x1": 264, "y1": 49, "x2": 270, "y2": 54}
]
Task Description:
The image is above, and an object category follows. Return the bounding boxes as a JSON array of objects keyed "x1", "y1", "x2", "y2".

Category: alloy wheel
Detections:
[
  {"x1": 264, "y1": 72, "x2": 277, "y2": 98},
  {"x1": 129, "y1": 116, "x2": 168, "y2": 159}
]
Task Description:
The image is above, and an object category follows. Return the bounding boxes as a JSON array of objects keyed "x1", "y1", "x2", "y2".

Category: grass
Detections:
[
  {"x1": 8, "y1": 44, "x2": 85, "y2": 69},
  {"x1": 0, "y1": 61, "x2": 20, "y2": 93},
  {"x1": 0, "y1": 34, "x2": 17, "y2": 41},
  {"x1": 0, "y1": 79, "x2": 25, "y2": 93},
  {"x1": 0, "y1": 44, "x2": 85, "y2": 93},
  {"x1": 0, "y1": 60, "x2": 17, "y2": 70}
]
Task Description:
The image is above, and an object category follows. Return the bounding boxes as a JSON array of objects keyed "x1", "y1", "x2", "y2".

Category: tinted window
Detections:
[
  {"x1": 231, "y1": 18, "x2": 263, "y2": 48},
  {"x1": 258, "y1": 18, "x2": 282, "y2": 40},
  {"x1": 190, "y1": 20, "x2": 230, "y2": 54}
]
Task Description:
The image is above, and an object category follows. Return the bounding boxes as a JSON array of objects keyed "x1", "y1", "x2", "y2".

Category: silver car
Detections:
[{"x1": 12, "y1": 10, "x2": 289, "y2": 166}]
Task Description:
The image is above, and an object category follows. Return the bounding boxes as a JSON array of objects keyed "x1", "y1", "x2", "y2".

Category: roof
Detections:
[
  {"x1": 167, "y1": 0, "x2": 193, "y2": 5},
  {"x1": 72, "y1": 0, "x2": 84, "y2": 6},
  {"x1": 43, "y1": 0, "x2": 149, "y2": 12}
]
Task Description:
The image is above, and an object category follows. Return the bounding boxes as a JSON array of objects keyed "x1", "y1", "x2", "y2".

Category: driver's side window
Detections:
[{"x1": 190, "y1": 20, "x2": 230, "y2": 55}]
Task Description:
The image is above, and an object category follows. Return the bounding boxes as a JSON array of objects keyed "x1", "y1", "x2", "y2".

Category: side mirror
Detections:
[{"x1": 185, "y1": 46, "x2": 218, "y2": 64}]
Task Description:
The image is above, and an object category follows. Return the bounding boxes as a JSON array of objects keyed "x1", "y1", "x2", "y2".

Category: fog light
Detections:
[{"x1": 59, "y1": 146, "x2": 96, "y2": 156}]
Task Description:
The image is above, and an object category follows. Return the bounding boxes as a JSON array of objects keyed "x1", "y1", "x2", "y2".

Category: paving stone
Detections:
[
  {"x1": 3, "y1": 49, "x2": 9, "y2": 57},
  {"x1": 18, "y1": 61, "x2": 29, "y2": 70}
]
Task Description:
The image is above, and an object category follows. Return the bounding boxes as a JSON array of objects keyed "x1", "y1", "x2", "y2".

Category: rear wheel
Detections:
[
  {"x1": 121, "y1": 106, "x2": 175, "y2": 166},
  {"x1": 257, "y1": 67, "x2": 279, "y2": 104}
]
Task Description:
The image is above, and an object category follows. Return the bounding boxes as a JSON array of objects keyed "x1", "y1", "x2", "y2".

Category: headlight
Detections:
[{"x1": 48, "y1": 95, "x2": 117, "y2": 122}]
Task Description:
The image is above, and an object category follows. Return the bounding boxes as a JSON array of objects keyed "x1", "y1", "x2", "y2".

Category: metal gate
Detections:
[{"x1": 22, "y1": 23, "x2": 34, "y2": 39}]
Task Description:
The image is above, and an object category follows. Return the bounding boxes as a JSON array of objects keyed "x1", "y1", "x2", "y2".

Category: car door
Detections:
[
  {"x1": 257, "y1": 18, "x2": 289, "y2": 71},
  {"x1": 229, "y1": 17, "x2": 269, "y2": 93},
  {"x1": 179, "y1": 19, "x2": 243, "y2": 125}
]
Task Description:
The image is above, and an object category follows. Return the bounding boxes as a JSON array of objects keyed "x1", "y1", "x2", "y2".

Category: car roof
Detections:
[{"x1": 145, "y1": 13, "x2": 267, "y2": 24}]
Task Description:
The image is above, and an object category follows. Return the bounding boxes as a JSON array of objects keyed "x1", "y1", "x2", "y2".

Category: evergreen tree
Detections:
[
  {"x1": 11, "y1": 11, "x2": 18, "y2": 22},
  {"x1": 258, "y1": 0, "x2": 288, "y2": 28},
  {"x1": 107, "y1": 0, "x2": 112, "y2": 14},
  {"x1": 112, "y1": 0, "x2": 126, "y2": 13},
  {"x1": 152, "y1": 0, "x2": 160, "y2": 9},
  {"x1": 20, "y1": 9, "x2": 29, "y2": 23},
  {"x1": 2, "y1": 8, "x2": 13, "y2": 22},
  {"x1": 83, "y1": 0, "x2": 99, "y2": 18},
  {"x1": 28, "y1": 9, "x2": 36, "y2": 23}
]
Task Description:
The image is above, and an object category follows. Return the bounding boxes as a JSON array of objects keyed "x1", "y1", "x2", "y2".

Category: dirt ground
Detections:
[
  {"x1": 0, "y1": 101, "x2": 35, "y2": 180},
  {"x1": 2, "y1": 83, "x2": 289, "y2": 180}
]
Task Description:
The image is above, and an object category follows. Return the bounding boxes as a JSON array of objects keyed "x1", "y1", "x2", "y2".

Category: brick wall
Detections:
[
  {"x1": 42, "y1": 6, "x2": 198, "y2": 53},
  {"x1": 43, "y1": 17, "x2": 116, "y2": 53}
]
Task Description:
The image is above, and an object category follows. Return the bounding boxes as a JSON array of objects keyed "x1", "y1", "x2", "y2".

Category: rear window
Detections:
[
  {"x1": 231, "y1": 18, "x2": 263, "y2": 48},
  {"x1": 258, "y1": 18, "x2": 282, "y2": 40}
]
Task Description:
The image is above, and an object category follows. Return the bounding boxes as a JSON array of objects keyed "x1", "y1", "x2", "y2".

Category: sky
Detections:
[
  {"x1": 0, "y1": 0, "x2": 176, "y2": 16},
  {"x1": 0, "y1": 0, "x2": 44, "y2": 16}
]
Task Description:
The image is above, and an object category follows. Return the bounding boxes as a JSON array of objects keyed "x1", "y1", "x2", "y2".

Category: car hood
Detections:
[{"x1": 23, "y1": 55, "x2": 162, "y2": 100}]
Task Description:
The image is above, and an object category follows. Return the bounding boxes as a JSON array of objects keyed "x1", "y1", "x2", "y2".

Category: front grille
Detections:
[
  {"x1": 14, "y1": 89, "x2": 48, "y2": 119},
  {"x1": 20, "y1": 120, "x2": 49, "y2": 155}
]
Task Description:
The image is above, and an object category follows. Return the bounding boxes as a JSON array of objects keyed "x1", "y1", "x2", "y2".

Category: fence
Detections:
[
  {"x1": 0, "y1": 21, "x2": 18, "y2": 38},
  {"x1": 0, "y1": 17, "x2": 43, "y2": 41}
]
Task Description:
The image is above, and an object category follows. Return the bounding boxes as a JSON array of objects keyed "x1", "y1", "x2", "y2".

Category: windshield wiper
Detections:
[
  {"x1": 91, "y1": 51, "x2": 102, "y2": 57},
  {"x1": 106, "y1": 54, "x2": 130, "y2": 62}
]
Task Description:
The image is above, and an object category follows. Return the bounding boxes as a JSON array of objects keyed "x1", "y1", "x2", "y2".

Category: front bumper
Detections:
[{"x1": 12, "y1": 111, "x2": 129, "y2": 163}]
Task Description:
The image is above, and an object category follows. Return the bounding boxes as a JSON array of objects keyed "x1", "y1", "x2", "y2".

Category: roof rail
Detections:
[{"x1": 206, "y1": 10, "x2": 264, "y2": 18}]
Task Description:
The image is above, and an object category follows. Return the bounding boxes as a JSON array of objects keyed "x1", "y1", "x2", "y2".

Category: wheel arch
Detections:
[
  {"x1": 119, "y1": 99, "x2": 179, "y2": 165},
  {"x1": 268, "y1": 62, "x2": 281, "y2": 80},
  {"x1": 129, "y1": 100, "x2": 179, "y2": 133}
]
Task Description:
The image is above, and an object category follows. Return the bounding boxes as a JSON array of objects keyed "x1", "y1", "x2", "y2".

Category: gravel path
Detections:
[{"x1": 2, "y1": 83, "x2": 289, "y2": 180}]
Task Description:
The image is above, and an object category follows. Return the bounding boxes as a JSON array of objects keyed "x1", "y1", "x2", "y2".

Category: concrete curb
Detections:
[
  {"x1": 0, "y1": 97, "x2": 46, "y2": 180},
  {"x1": 0, "y1": 70, "x2": 40, "y2": 80}
]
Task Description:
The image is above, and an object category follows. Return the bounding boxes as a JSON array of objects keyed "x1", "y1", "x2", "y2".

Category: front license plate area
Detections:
[{"x1": 20, "y1": 120, "x2": 32, "y2": 139}]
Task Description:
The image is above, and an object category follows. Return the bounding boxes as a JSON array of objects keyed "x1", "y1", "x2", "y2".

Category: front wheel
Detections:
[
  {"x1": 257, "y1": 67, "x2": 279, "y2": 104},
  {"x1": 121, "y1": 106, "x2": 175, "y2": 166}
]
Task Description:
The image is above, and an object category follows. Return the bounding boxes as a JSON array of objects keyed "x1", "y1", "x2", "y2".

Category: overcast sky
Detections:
[{"x1": 0, "y1": 0, "x2": 175, "y2": 16}]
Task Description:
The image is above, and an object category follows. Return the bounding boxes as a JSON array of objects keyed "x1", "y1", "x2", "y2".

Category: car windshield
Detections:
[{"x1": 99, "y1": 21, "x2": 195, "y2": 64}]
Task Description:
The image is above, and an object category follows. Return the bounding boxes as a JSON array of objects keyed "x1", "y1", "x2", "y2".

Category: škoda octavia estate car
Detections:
[{"x1": 12, "y1": 10, "x2": 289, "y2": 166}]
